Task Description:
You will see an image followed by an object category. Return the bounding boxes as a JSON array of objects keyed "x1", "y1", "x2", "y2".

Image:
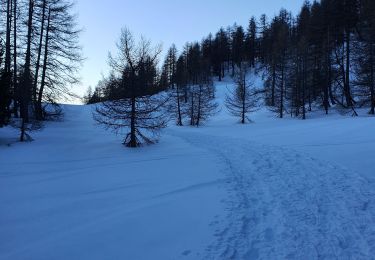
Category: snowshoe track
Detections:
[{"x1": 174, "y1": 132, "x2": 375, "y2": 260}]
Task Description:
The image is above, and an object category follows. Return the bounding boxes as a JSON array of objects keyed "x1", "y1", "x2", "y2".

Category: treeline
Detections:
[
  {"x1": 0, "y1": 0, "x2": 82, "y2": 141},
  {"x1": 89, "y1": 0, "x2": 375, "y2": 120},
  {"x1": 259, "y1": 0, "x2": 375, "y2": 118},
  {"x1": 88, "y1": 0, "x2": 375, "y2": 147}
]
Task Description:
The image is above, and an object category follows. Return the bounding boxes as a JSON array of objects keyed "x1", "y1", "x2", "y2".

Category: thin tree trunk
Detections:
[
  {"x1": 190, "y1": 91, "x2": 194, "y2": 126},
  {"x1": 196, "y1": 85, "x2": 202, "y2": 127},
  {"x1": 344, "y1": 30, "x2": 352, "y2": 107},
  {"x1": 13, "y1": 0, "x2": 19, "y2": 118},
  {"x1": 5, "y1": 0, "x2": 11, "y2": 74},
  {"x1": 324, "y1": 44, "x2": 330, "y2": 114},
  {"x1": 302, "y1": 56, "x2": 306, "y2": 120},
  {"x1": 326, "y1": 29, "x2": 335, "y2": 107},
  {"x1": 241, "y1": 68, "x2": 246, "y2": 124},
  {"x1": 129, "y1": 96, "x2": 137, "y2": 147},
  {"x1": 20, "y1": 117, "x2": 26, "y2": 141},
  {"x1": 34, "y1": 0, "x2": 47, "y2": 106},
  {"x1": 13, "y1": 0, "x2": 16, "y2": 76},
  {"x1": 280, "y1": 59, "x2": 284, "y2": 119},
  {"x1": 22, "y1": 0, "x2": 34, "y2": 121},
  {"x1": 324, "y1": 69, "x2": 329, "y2": 115},
  {"x1": 37, "y1": 7, "x2": 51, "y2": 120},
  {"x1": 176, "y1": 84, "x2": 183, "y2": 126},
  {"x1": 24, "y1": 0, "x2": 33, "y2": 76},
  {"x1": 294, "y1": 60, "x2": 300, "y2": 118}
]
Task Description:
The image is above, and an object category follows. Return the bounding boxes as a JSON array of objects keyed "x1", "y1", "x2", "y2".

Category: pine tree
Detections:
[
  {"x1": 213, "y1": 28, "x2": 230, "y2": 81},
  {"x1": 246, "y1": 16, "x2": 257, "y2": 67},
  {"x1": 161, "y1": 44, "x2": 177, "y2": 89},
  {"x1": 231, "y1": 25, "x2": 246, "y2": 71}
]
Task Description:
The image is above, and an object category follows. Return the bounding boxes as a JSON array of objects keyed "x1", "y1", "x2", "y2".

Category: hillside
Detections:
[{"x1": 1, "y1": 77, "x2": 375, "y2": 259}]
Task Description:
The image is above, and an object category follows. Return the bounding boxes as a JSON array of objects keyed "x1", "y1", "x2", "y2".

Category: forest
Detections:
[
  {"x1": 0, "y1": 0, "x2": 82, "y2": 141},
  {"x1": 1, "y1": 0, "x2": 375, "y2": 145}
]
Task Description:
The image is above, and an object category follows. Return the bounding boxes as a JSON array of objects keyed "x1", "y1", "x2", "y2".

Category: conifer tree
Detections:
[
  {"x1": 94, "y1": 29, "x2": 168, "y2": 147},
  {"x1": 226, "y1": 64, "x2": 259, "y2": 123}
]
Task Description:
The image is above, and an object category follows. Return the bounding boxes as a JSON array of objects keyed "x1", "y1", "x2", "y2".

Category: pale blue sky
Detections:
[{"x1": 73, "y1": 0, "x2": 305, "y2": 99}]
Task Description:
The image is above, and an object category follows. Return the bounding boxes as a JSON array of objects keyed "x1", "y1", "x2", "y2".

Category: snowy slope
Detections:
[
  {"x1": 0, "y1": 106, "x2": 227, "y2": 260},
  {"x1": 1, "y1": 76, "x2": 375, "y2": 259}
]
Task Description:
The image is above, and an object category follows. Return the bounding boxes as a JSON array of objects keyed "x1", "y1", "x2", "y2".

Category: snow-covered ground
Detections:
[{"x1": 1, "y1": 76, "x2": 375, "y2": 259}]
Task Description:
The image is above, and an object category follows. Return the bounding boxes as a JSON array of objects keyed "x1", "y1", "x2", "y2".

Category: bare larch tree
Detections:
[{"x1": 94, "y1": 28, "x2": 168, "y2": 148}]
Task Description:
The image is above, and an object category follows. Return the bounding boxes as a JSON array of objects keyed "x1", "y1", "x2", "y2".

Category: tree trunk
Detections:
[
  {"x1": 324, "y1": 52, "x2": 330, "y2": 114},
  {"x1": 196, "y1": 85, "x2": 202, "y2": 127},
  {"x1": 20, "y1": 117, "x2": 26, "y2": 142},
  {"x1": 37, "y1": 7, "x2": 51, "y2": 120},
  {"x1": 13, "y1": 0, "x2": 19, "y2": 118},
  {"x1": 176, "y1": 84, "x2": 183, "y2": 126},
  {"x1": 302, "y1": 57, "x2": 306, "y2": 120},
  {"x1": 5, "y1": 0, "x2": 11, "y2": 74},
  {"x1": 324, "y1": 76, "x2": 329, "y2": 115},
  {"x1": 34, "y1": 0, "x2": 47, "y2": 106},
  {"x1": 280, "y1": 58, "x2": 284, "y2": 119},
  {"x1": 344, "y1": 30, "x2": 352, "y2": 107},
  {"x1": 241, "y1": 70, "x2": 246, "y2": 124},
  {"x1": 326, "y1": 29, "x2": 335, "y2": 106},
  {"x1": 129, "y1": 96, "x2": 137, "y2": 147},
  {"x1": 21, "y1": 0, "x2": 34, "y2": 122},
  {"x1": 294, "y1": 61, "x2": 299, "y2": 118},
  {"x1": 370, "y1": 43, "x2": 375, "y2": 115},
  {"x1": 190, "y1": 91, "x2": 194, "y2": 126}
]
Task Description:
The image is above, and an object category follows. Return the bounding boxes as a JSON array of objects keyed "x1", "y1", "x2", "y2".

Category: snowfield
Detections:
[{"x1": 1, "y1": 76, "x2": 375, "y2": 259}]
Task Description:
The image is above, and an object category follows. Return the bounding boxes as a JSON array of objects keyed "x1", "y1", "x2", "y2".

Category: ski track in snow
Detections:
[
  {"x1": 171, "y1": 131, "x2": 375, "y2": 260},
  {"x1": 2, "y1": 102, "x2": 375, "y2": 260}
]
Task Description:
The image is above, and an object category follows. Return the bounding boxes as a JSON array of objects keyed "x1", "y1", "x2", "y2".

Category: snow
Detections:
[{"x1": 1, "y1": 75, "x2": 375, "y2": 259}]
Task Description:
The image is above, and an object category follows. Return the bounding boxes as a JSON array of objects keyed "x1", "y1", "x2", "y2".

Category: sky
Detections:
[{"x1": 72, "y1": 0, "x2": 305, "y2": 102}]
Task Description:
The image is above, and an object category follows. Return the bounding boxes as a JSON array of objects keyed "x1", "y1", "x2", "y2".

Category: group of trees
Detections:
[
  {"x1": 166, "y1": 0, "x2": 374, "y2": 121},
  {"x1": 164, "y1": 0, "x2": 375, "y2": 120},
  {"x1": 0, "y1": 0, "x2": 81, "y2": 141},
  {"x1": 90, "y1": 0, "x2": 375, "y2": 147},
  {"x1": 261, "y1": 0, "x2": 375, "y2": 118},
  {"x1": 92, "y1": 29, "x2": 219, "y2": 147},
  {"x1": 162, "y1": 43, "x2": 219, "y2": 127}
]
